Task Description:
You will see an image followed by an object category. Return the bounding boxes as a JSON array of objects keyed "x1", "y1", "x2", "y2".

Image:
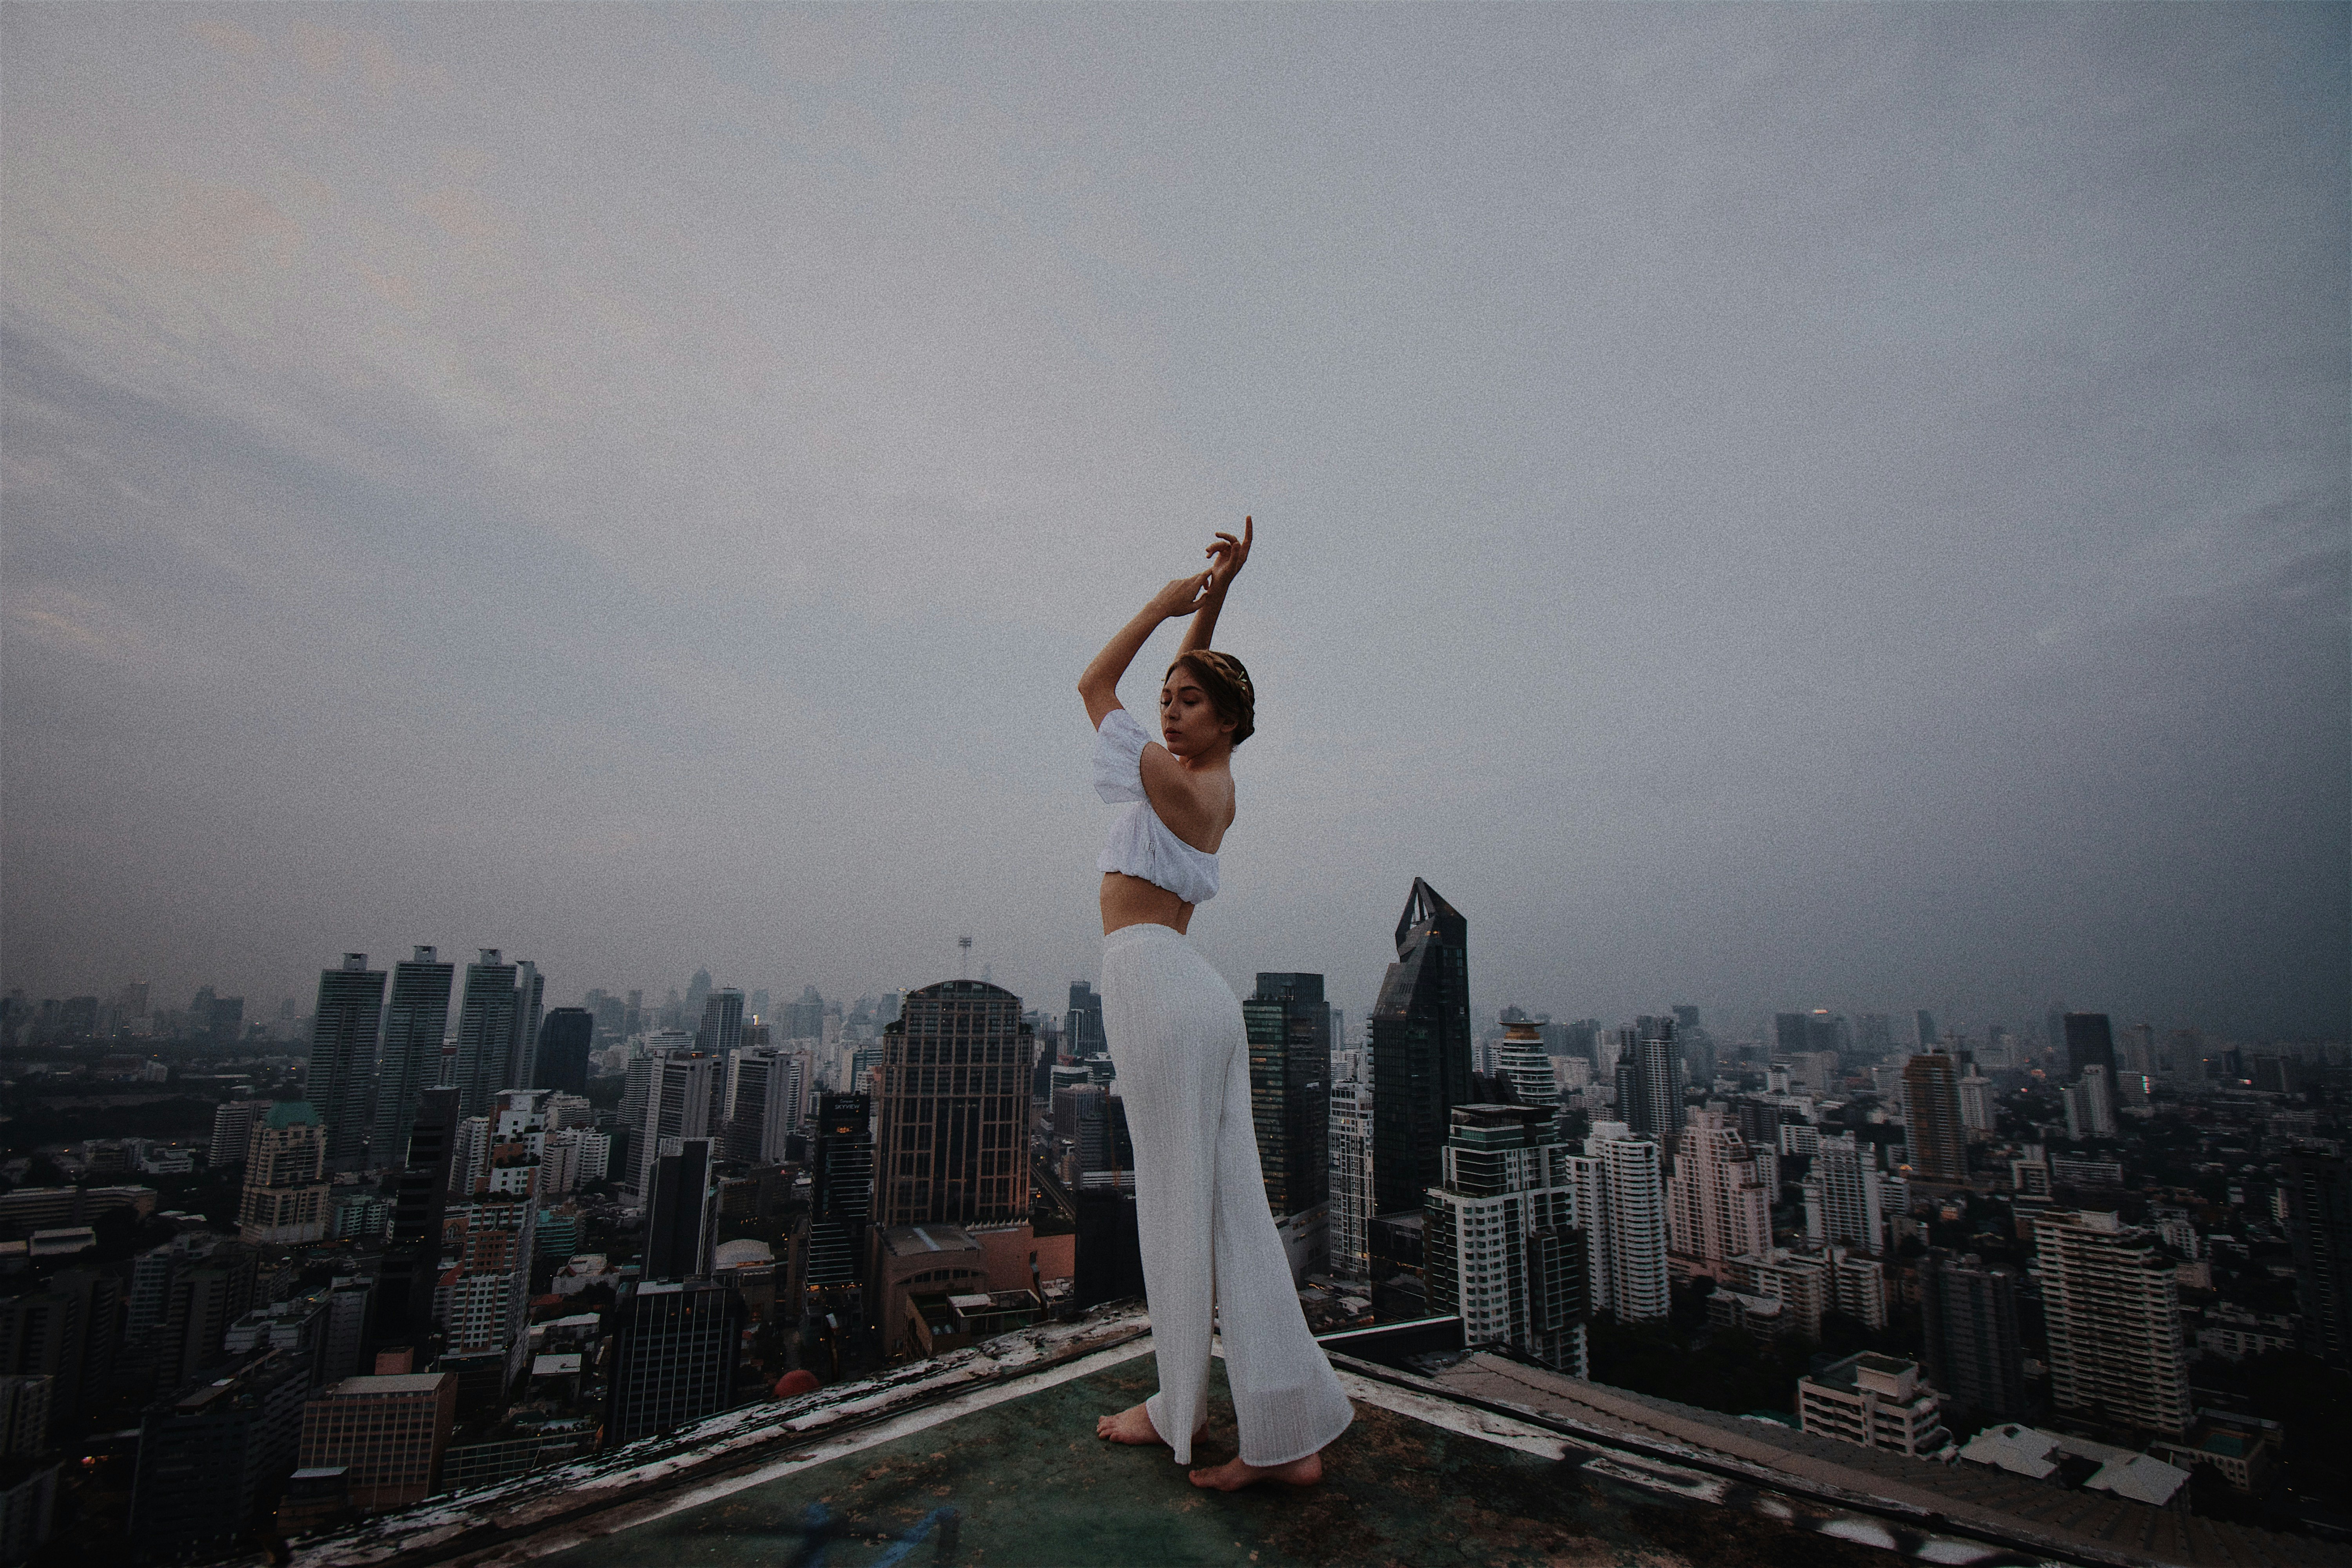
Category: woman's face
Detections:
[{"x1": 1159, "y1": 668, "x2": 1234, "y2": 758}]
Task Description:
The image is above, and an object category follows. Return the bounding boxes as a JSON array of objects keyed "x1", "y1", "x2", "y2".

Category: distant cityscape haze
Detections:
[{"x1": 2, "y1": 6, "x2": 2345, "y2": 1038}]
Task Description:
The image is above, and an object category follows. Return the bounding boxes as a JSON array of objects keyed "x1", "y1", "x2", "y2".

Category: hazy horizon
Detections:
[{"x1": 5, "y1": 5, "x2": 2345, "y2": 1044}]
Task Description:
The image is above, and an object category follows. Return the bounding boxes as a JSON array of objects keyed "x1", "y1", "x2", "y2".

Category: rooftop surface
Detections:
[{"x1": 289, "y1": 1308, "x2": 2350, "y2": 1568}]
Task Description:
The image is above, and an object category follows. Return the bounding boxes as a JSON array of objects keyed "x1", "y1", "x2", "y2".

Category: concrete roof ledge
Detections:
[{"x1": 287, "y1": 1302, "x2": 1154, "y2": 1568}]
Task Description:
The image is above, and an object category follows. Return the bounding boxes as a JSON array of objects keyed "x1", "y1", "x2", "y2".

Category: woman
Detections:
[{"x1": 1078, "y1": 517, "x2": 1355, "y2": 1491}]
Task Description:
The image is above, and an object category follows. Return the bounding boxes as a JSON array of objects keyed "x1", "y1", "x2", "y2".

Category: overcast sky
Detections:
[{"x1": 4, "y1": 4, "x2": 2344, "y2": 1045}]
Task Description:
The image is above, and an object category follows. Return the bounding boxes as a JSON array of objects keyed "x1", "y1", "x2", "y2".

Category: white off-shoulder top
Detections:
[{"x1": 1093, "y1": 707, "x2": 1220, "y2": 904}]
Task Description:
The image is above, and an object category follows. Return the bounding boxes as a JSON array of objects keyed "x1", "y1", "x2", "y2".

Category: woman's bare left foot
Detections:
[
  {"x1": 1189, "y1": 1450, "x2": 1323, "y2": 1490},
  {"x1": 1095, "y1": 1402, "x2": 1206, "y2": 1448}
]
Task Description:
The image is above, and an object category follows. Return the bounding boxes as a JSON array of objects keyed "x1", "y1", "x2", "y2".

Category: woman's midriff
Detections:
[{"x1": 1101, "y1": 871, "x2": 1194, "y2": 936}]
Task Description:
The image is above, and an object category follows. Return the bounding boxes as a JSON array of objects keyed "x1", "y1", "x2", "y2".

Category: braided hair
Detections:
[{"x1": 1165, "y1": 650, "x2": 1256, "y2": 748}]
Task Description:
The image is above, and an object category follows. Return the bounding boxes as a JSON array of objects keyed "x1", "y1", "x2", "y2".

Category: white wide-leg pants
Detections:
[{"x1": 1099, "y1": 921, "x2": 1355, "y2": 1467}]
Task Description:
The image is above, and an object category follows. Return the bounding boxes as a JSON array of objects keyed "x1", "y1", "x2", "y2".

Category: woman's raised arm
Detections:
[
  {"x1": 1079, "y1": 570, "x2": 1212, "y2": 730},
  {"x1": 1177, "y1": 517, "x2": 1251, "y2": 658}
]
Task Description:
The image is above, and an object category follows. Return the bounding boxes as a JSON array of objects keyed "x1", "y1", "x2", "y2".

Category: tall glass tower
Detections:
[
  {"x1": 1370, "y1": 879, "x2": 1472, "y2": 1217},
  {"x1": 1243, "y1": 972, "x2": 1332, "y2": 1224},
  {"x1": 308, "y1": 954, "x2": 386, "y2": 1175},
  {"x1": 369, "y1": 947, "x2": 455, "y2": 1172}
]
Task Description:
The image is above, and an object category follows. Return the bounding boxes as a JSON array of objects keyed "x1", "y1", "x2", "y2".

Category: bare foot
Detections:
[
  {"x1": 1094, "y1": 1401, "x2": 1206, "y2": 1448},
  {"x1": 1189, "y1": 1449, "x2": 1324, "y2": 1490}
]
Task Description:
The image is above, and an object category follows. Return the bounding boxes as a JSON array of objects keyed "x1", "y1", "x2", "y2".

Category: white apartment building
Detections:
[
  {"x1": 1328, "y1": 1080, "x2": 1373, "y2": 1283},
  {"x1": 1566, "y1": 1122, "x2": 1668, "y2": 1323},
  {"x1": 2040, "y1": 1208, "x2": 2190, "y2": 1435},
  {"x1": 1424, "y1": 1104, "x2": 1587, "y2": 1376},
  {"x1": 1804, "y1": 1135, "x2": 1885, "y2": 1254},
  {"x1": 1667, "y1": 1111, "x2": 1773, "y2": 1278},
  {"x1": 1798, "y1": 1353, "x2": 1951, "y2": 1458}
]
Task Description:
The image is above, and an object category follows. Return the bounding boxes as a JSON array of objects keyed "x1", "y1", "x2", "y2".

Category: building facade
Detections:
[
  {"x1": 297, "y1": 1372, "x2": 456, "y2": 1512},
  {"x1": 1798, "y1": 1353, "x2": 1951, "y2": 1458},
  {"x1": 605, "y1": 1281, "x2": 744, "y2": 1445},
  {"x1": 1328, "y1": 1079, "x2": 1373, "y2": 1282}
]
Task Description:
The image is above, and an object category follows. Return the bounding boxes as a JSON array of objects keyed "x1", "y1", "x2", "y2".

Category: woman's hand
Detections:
[
  {"x1": 1205, "y1": 515, "x2": 1252, "y2": 594},
  {"x1": 1147, "y1": 570, "x2": 1214, "y2": 621}
]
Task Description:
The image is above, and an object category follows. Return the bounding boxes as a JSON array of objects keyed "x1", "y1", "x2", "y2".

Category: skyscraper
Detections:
[
  {"x1": 632, "y1": 1053, "x2": 718, "y2": 1198},
  {"x1": 1919, "y1": 1250, "x2": 2028, "y2": 1422},
  {"x1": 1243, "y1": 973, "x2": 1332, "y2": 1227},
  {"x1": 1901, "y1": 1051, "x2": 1967, "y2": 1183},
  {"x1": 1612, "y1": 1020, "x2": 1682, "y2": 1145},
  {"x1": 871, "y1": 982, "x2": 1031, "y2": 1231},
  {"x1": 532, "y1": 1008, "x2": 594, "y2": 1097},
  {"x1": 1916, "y1": 1010, "x2": 1940, "y2": 1051},
  {"x1": 642, "y1": 1138, "x2": 717, "y2": 1282},
  {"x1": 1567, "y1": 1123, "x2": 1669, "y2": 1323},
  {"x1": 1774, "y1": 1013, "x2": 1809, "y2": 1059},
  {"x1": 370, "y1": 948, "x2": 456, "y2": 1174},
  {"x1": 805, "y1": 1093, "x2": 875, "y2": 1297},
  {"x1": 1805, "y1": 1136, "x2": 1886, "y2": 1254},
  {"x1": 1328, "y1": 1080, "x2": 1373, "y2": 1283},
  {"x1": 506, "y1": 960, "x2": 544, "y2": 1091},
  {"x1": 452, "y1": 951, "x2": 521, "y2": 1120},
  {"x1": 1063, "y1": 982, "x2": 1106, "y2": 1060},
  {"x1": 1666, "y1": 1110, "x2": 1772, "y2": 1277},
  {"x1": 694, "y1": 988, "x2": 745, "y2": 1058},
  {"x1": 2039, "y1": 1209, "x2": 2189, "y2": 1435},
  {"x1": 308, "y1": 955, "x2": 386, "y2": 1175},
  {"x1": 724, "y1": 1048, "x2": 806, "y2": 1165},
  {"x1": 375, "y1": 1087, "x2": 460, "y2": 1353},
  {"x1": 1370, "y1": 879, "x2": 1472, "y2": 1217},
  {"x1": 2061, "y1": 1063, "x2": 2118, "y2": 1140},
  {"x1": 1423, "y1": 1103, "x2": 1588, "y2": 1376},
  {"x1": 441, "y1": 1092, "x2": 546, "y2": 1377},
  {"x1": 2062, "y1": 1013, "x2": 2115, "y2": 1082}
]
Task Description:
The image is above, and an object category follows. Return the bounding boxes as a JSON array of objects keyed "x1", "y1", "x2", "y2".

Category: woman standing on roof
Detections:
[{"x1": 1078, "y1": 517, "x2": 1355, "y2": 1490}]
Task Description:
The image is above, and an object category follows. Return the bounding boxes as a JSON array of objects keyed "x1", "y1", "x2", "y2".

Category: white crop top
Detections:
[{"x1": 1093, "y1": 707, "x2": 1220, "y2": 904}]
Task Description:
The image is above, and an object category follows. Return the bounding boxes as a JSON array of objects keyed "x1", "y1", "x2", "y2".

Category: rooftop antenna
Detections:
[{"x1": 958, "y1": 935, "x2": 973, "y2": 980}]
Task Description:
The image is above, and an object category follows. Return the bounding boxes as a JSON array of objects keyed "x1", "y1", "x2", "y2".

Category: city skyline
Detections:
[{"x1": 4, "y1": 6, "x2": 2344, "y2": 1042}]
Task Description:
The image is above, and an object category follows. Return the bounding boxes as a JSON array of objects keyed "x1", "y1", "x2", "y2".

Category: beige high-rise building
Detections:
[
  {"x1": 1667, "y1": 1110, "x2": 1773, "y2": 1278},
  {"x1": 2039, "y1": 1209, "x2": 2190, "y2": 1435},
  {"x1": 1902, "y1": 1051, "x2": 1967, "y2": 1183},
  {"x1": 238, "y1": 1102, "x2": 330, "y2": 1245}
]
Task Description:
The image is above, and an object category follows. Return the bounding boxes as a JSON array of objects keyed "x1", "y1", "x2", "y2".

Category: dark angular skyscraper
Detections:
[
  {"x1": 2062, "y1": 1013, "x2": 2116, "y2": 1083},
  {"x1": 605, "y1": 1279, "x2": 742, "y2": 1445},
  {"x1": 309, "y1": 954, "x2": 387, "y2": 1175},
  {"x1": 534, "y1": 1007, "x2": 595, "y2": 1097},
  {"x1": 1244, "y1": 973, "x2": 1332, "y2": 1221},
  {"x1": 374, "y1": 1086, "x2": 460, "y2": 1353},
  {"x1": 370, "y1": 947, "x2": 455, "y2": 1174},
  {"x1": 1371, "y1": 879, "x2": 1472, "y2": 1217}
]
